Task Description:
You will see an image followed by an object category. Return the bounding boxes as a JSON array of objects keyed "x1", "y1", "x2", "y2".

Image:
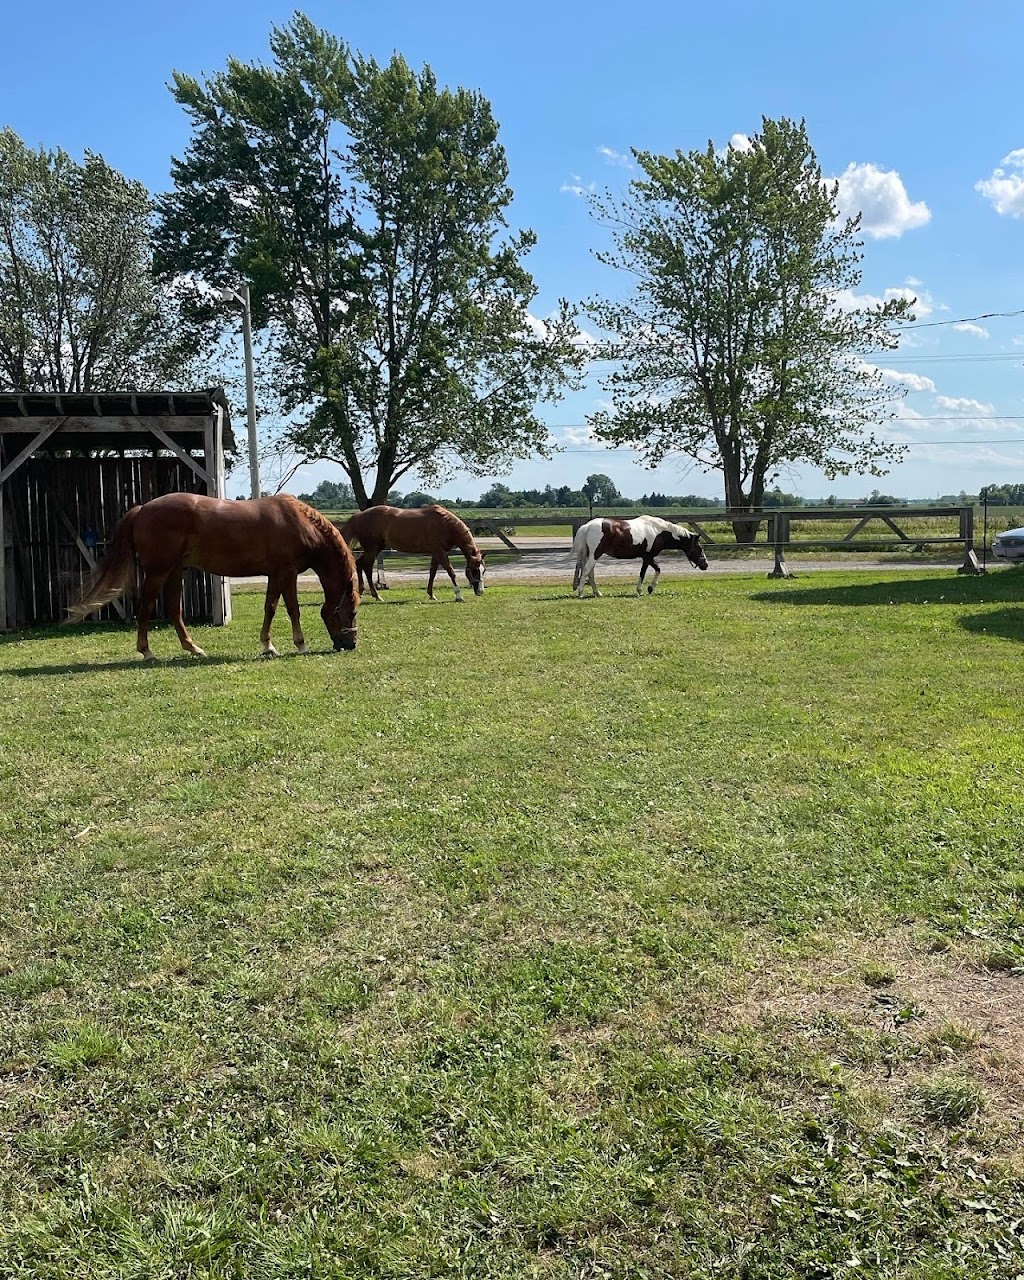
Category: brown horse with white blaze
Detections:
[
  {"x1": 338, "y1": 505, "x2": 486, "y2": 602},
  {"x1": 64, "y1": 493, "x2": 360, "y2": 660}
]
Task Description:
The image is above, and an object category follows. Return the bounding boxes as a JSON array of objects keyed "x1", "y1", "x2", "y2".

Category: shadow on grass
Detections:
[
  {"x1": 2, "y1": 646, "x2": 353, "y2": 676},
  {"x1": 958, "y1": 607, "x2": 1024, "y2": 643},
  {"x1": 3, "y1": 654, "x2": 243, "y2": 678},
  {"x1": 529, "y1": 590, "x2": 652, "y2": 602},
  {"x1": 750, "y1": 568, "x2": 1024, "y2": 609}
]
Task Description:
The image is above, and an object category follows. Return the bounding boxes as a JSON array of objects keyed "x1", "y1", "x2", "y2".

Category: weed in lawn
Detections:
[{"x1": 914, "y1": 1073, "x2": 987, "y2": 1125}]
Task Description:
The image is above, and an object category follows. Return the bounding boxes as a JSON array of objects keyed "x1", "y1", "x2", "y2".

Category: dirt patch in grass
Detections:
[{"x1": 722, "y1": 931, "x2": 1024, "y2": 1145}]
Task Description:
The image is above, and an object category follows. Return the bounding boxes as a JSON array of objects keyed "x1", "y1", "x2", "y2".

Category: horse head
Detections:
[
  {"x1": 325, "y1": 576, "x2": 360, "y2": 649},
  {"x1": 465, "y1": 550, "x2": 487, "y2": 595},
  {"x1": 675, "y1": 528, "x2": 708, "y2": 571}
]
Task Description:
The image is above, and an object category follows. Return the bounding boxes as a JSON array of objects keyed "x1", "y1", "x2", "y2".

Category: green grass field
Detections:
[{"x1": 2, "y1": 570, "x2": 1023, "y2": 1278}]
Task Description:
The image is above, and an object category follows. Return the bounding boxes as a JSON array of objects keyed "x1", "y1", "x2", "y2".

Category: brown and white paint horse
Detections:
[
  {"x1": 572, "y1": 515, "x2": 708, "y2": 597},
  {"x1": 339, "y1": 504, "x2": 486, "y2": 602}
]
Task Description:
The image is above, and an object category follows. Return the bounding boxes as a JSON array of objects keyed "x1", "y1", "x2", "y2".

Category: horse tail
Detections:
[
  {"x1": 336, "y1": 513, "x2": 362, "y2": 548},
  {"x1": 63, "y1": 506, "x2": 141, "y2": 623},
  {"x1": 572, "y1": 521, "x2": 592, "y2": 589}
]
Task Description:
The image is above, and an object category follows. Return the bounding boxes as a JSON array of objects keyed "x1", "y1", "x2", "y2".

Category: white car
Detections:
[{"x1": 992, "y1": 526, "x2": 1024, "y2": 562}]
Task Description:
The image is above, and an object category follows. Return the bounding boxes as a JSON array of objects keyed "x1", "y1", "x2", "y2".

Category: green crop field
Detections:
[
  {"x1": 328, "y1": 505, "x2": 1024, "y2": 557},
  {"x1": 1, "y1": 570, "x2": 1023, "y2": 1278}
]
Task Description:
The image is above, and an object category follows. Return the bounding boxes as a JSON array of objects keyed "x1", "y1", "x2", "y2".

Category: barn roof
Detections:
[{"x1": 0, "y1": 388, "x2": 235, "y2": 455}]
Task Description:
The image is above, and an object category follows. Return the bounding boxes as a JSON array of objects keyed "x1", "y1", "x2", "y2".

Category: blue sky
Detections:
[{"x1": 3, "y1": 0, "x2": 1023, "y2": 502}]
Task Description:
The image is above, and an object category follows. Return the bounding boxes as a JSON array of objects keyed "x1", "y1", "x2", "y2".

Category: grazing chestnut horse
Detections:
[
  {"x1": 64, "y1": 493, "x2": 360, "y2": 660},
  {"x1": 573, "y1": 515, "x2": 708, "y2": 597},
  {"x1": 339, "y1": 504, "x2": 486, "y2": 602}
]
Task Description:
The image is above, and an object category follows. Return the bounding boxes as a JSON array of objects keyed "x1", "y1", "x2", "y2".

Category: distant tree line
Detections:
[
  {"x1": 293, "y1": 476, "x2": 833, "y2": 512},
  {"x1": 979, "y1": 484, "x2": 1024, "y2": 505},
  {"x1": 294, "y1": 477, "x2": 1020, "y2": 514}
]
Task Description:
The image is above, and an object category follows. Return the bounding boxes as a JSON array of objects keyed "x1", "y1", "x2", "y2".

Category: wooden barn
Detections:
[{"x1": 0, "y1": 390, "x2": 234, "y2": 631}]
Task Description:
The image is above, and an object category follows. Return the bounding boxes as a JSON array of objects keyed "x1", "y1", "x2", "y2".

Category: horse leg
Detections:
[
  {"x1": 260, "y1": 578, "x2": 283, "y2": 656},
  {"x1": 282, "y1": 576, "x2": 307, "y2": 652},
  {"x1": 427, "y1": 557, "x2": 440, "y2": 601},
  {"x1": 636, "y1": 560, "x2": 647, "y2": 595},
  {"x1": 646, "y1": 559, "x2": 662, "y2": 594},
  {"x1": 438, "y1": 552, "x2": 462, "y2": 601},
  {"x1": 166, "y1": 569, "x2": 206, "y2": 656},
  {"x1": 576, "y1": 555, "x2": 600, "y2": 598},
  {"x1": 359, "y1": 550, "x2": 382, "y2": 602},
  {"x1": 136, "y1": 570, "x2": 169, "y2": 662}
]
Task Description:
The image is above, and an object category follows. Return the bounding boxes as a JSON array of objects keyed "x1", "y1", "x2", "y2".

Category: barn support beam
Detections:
[
  {"x1": 145, "y1": 421, "x2": 214, "y2": 488},
  {"x1": 0, "y1": 421, "x2": 64, "y2": 487},
  {"x1": 0, "y1": 451, "x2": 6, "y2": 632},
  {"x1": 205, "y1": 411, "x2": 231, "y2": 625}
]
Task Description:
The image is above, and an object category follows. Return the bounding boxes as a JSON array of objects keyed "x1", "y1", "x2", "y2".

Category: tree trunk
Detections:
[{"x1": 723, "y1": 460, "x2": 763, "y2": 545}]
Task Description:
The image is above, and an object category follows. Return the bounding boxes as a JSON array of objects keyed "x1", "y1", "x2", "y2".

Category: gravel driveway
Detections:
[{"x1": 230, "y1": 537, "x2": 966, "y2": 590}]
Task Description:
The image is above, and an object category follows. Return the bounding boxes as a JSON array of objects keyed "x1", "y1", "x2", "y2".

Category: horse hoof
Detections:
[
  {"x1": 190, "y1": 646, "x2": 208, "y2": 657},
  {"x1": 261, "y1": 647, "x2": 279, "y2": 659}
]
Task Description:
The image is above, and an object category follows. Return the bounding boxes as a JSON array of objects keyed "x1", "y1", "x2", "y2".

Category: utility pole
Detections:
[{"x1": 220, "y1": 286, "x2": 260, "y2": 499}]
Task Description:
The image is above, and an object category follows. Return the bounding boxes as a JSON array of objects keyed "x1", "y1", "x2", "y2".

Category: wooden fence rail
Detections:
[{"x1": 448, "y1": 505, "x2": 984, "y2": 577}]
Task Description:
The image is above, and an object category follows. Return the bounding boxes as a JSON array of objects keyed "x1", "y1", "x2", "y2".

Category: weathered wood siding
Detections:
[{"x1": 2, "y1": 454, "x2": 215, "y2": 627}]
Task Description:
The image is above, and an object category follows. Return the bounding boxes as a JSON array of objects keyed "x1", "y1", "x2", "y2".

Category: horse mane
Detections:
[{"x1": 292, "y1": 497, "x2": 356, "y2": 563}]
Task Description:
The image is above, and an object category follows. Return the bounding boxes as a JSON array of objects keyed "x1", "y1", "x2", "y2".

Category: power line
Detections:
[
  {"x1": 585, "y1": 351, "x2": 1022, "y2": 368},
  {"x1": 894, "y1": 308, "x2": 1024, "y2": 331},
  {"x1": 552, "y1": 440, "x2": 1024, "y2": 453},
  {"x1": 872, "y1": 352, "x2": 1024, "y2": 365}
]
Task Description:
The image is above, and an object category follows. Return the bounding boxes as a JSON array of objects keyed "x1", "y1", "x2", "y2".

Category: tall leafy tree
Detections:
[
  {"x1": 582, "y1": 472, "x2": 621, "y2": 506},
  {"x1": 0, "y1": 129, "x2": 209, "y2": 393},
  {"x1": 155, "y1": 14, "x2": 584, "y2": 508},
  {"x1": 586, "y1": 118, "x2": 913, "y2": 540}
]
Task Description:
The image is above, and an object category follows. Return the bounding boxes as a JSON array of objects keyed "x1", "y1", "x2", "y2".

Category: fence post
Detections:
[
  {"x1": 767, "y1": 512, "x2": 792, "y2": 578},
  {"x1": 957, "y1": 505, "x2": 983, "y2": 574}
]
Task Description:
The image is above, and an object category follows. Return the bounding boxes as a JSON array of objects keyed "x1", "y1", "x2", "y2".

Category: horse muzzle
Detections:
[{"x1": 333, "y1": 628, "x2": 358, "y2": 651}]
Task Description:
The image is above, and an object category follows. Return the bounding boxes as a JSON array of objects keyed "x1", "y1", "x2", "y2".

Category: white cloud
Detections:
[
  {"x1": 879, "y1": 368, "x2": 936, "y2": 393},
  {"x1": 597, "y1": 145, "x2": 633, "y2": 169},
  {"x1": 729, "y1": 133, "x2": 752, "y2": 152},
  {"x1": 832, "y1": 283, "x2": 934, "y2": 320},
  {"x1": 884, "y1": 405, "x2": 1024, "y2": 467},
  {"x1": 952, "y1": 321, "x2": 989, "y2": 339},
  {"x1": 975, "y1": 149, "x2": 1024, "y2": 218},
  {"x1": 560, "y1": 423, "x2": 612, "y2": 448},
  {"x1": 936, "y1": 394, "x2": 994, "y2": 414},
  {"x1": 525, "y1": 312, "x2": 598, "y2": 351},
  {"x1": 560, "y1": 175, "x2": 595, "y2": 198},
  {"x1": 833, "y1": 162, "x2": 931, "y2": 238}
]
